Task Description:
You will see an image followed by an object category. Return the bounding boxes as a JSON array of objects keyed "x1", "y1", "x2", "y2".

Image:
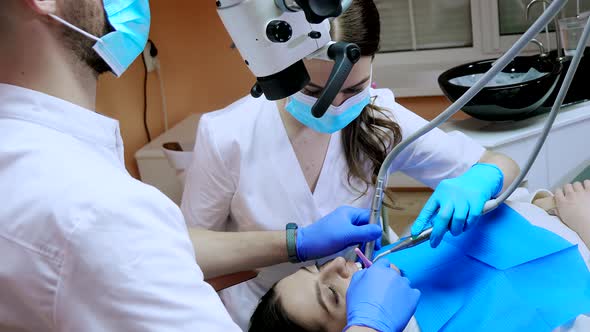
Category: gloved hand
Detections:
[
  {"x1": 411, "y1": 163, "x2": 504, "y2": 248},
  {"x1": 296, "y1": 206, "x2": 382, "y2": 262},
  {"x1": 359, "y1": 236, "x2": 382, "y2": 260},
  {"x1": 344, "y1": 259, "x2": 421, "y2": 332}
]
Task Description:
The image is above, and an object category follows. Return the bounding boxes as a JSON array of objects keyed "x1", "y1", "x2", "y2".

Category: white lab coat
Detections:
[
  {"x1": 0, "y1": 84, "x2": 240, "y2": 332},
  {"x1": 181, "y1": 88, "x2": 486, "y2": 329}
]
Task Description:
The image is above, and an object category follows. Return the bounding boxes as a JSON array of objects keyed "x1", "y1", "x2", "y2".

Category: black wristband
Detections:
[{"x1": 286, "y1": 223, "x2": 299, "y2": 263}]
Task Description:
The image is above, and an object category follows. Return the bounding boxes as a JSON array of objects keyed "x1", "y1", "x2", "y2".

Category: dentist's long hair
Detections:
[{"x1": 334, "y1": 0, "x2": 403, "y2": 203}]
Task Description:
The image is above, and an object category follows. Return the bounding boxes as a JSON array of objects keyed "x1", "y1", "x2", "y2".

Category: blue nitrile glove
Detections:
[
  {"x1": 359, "y1": 237, "x2": 382, "y2": 261},
  {"x1": 411, "y1": 163, "x2": 504, "y2": 248},
  {"x1": 344, "y1": 259, "x2": 421, "y2": 332},
  {"x1": 296, "y1": 206, "x2": 382, "y2": 262}
]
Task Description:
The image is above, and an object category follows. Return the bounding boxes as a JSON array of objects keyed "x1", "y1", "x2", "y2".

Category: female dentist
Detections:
[{"x1": 181, "y1": 0, "x2": 520, "y2": 329}]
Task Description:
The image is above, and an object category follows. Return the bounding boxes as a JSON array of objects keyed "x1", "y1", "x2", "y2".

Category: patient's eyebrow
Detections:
[
  {"x1": 315, "y1": 281, "x2": 330, "y2": 314},
  {"x1": 301, "y1": 268, "x2": 330, "y2": 313},
  {"x1": 302, "y1": 267, "x2": 330, "y2": 314}
]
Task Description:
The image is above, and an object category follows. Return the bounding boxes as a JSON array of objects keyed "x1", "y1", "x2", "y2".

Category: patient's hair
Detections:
[
  {"x1": 332, "y1": 0, "x2": 403, "y2": 205},
  {"x1": 249, "y1": 286, "x2": 317, "y2": 332}
]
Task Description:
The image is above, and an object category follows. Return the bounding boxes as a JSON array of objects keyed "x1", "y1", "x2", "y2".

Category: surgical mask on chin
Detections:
[
  {"x1": 49, "y1": 0, "x2": 151, "y2": 77},
  {"x1": 285, "y1": 84, "x2": 372, "y2": 134}
]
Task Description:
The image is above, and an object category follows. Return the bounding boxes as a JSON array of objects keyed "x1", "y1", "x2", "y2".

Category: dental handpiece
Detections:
[
  {"x1": 353, "y1": 228, "x2": 434, "y2": 270},
  {"x1": 372, "y1": 228, "x2": 433, "y2": 263}
]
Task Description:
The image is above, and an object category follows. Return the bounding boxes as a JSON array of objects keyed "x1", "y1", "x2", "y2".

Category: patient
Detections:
[
  {"x1": 248, "y1": 184, "x2": 590, "y2": 332},
  {"x1": 554, "y1": 180, "x2": 590, "y2": 246}
]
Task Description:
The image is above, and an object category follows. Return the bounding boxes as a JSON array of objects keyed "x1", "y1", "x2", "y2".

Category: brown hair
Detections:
[
  {"x1": 249, "y1": 285, "x2": 320, "y2": 332},
  {"x1": 333, "y1": 0, "x2": 403, "y2": 202}
]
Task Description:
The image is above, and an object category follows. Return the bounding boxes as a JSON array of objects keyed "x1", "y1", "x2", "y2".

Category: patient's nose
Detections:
[{"x1": 320, "y1": 257, "x2": 350, "y2": 279}]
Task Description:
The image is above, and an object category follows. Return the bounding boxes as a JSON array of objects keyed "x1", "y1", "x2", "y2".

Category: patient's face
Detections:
[{"x1": 274, "y1": 257, "x2": 359, "y2": 331}]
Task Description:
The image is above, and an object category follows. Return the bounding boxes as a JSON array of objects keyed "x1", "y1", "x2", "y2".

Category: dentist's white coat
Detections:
[
  {"x1": 181, "y1": 88, "x2": 486, "y2": 329},
  {"x1": 0, "y1": 84, "x2": 240, "y2": 332}
]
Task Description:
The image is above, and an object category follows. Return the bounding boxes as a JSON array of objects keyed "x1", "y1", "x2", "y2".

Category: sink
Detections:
[
  {"x1": 534, "y1": 47, "x2": 590, "y2": 114},
  {"x1": 438, "y1": 55, "x2": 563, "y2": 121}
]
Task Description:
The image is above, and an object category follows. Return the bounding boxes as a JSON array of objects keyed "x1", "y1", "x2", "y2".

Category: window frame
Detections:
[{"x1": 374, "y1": 0, "x2": 544, "y2": 97}]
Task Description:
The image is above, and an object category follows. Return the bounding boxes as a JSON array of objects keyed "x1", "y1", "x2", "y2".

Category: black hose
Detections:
[{"x1": 141, "y1": 54, "x2": 151, "y2": 142}]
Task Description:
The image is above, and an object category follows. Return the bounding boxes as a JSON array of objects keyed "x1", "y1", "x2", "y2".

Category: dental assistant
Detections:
[
  {"x1": 181, "y1": 0, "x2": 520, "y2": 328},
  {"x1": 0, "y1": 1, "x2": 416, "y2": 331}
]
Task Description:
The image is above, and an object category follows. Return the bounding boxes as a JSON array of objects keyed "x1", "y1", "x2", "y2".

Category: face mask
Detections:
[
  {"x1": 49, "y1": 0, "x2": 151, "y2": 77},
  {"x1": 285, "y1": 84, "x2": 371, "y2": 134}
]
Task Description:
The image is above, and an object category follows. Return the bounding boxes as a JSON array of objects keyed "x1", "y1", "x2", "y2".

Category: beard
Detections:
[{"x1": 59, "y1": 0, "x2": 115, "y2": 76}]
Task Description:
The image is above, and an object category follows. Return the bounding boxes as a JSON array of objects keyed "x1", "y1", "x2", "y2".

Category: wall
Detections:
[
  {"x1": 96, "y1": 1, "x2": 469, "y2": 179},
  {"x1": 97, "y1": 0, "x2": 253, "y2": 178}
]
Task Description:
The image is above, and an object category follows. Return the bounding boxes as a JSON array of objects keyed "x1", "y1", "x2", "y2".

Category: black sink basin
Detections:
[
  {"x1": 439, "y1": 55, "x2": 562, "y2": 121},
  {"x1": 532, "y1": 47, "x2": 590, "y2": 116}
]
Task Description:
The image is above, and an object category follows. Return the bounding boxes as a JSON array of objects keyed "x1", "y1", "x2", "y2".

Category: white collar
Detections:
[{"x1": 0, "y1": 83, "x2": 120, "y2": 149}]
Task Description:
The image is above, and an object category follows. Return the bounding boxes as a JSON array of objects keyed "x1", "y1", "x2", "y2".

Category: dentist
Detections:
[{"x1": 181, "y1": 0, "x2": 520, "y2": 328}]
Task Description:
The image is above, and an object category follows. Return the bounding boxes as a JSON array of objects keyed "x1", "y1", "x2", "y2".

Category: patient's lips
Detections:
[{"x1": 347, "y1": 261, "x2": 360, "y2": 275}]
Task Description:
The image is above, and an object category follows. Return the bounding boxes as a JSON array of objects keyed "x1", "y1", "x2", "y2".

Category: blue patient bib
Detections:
[{"x1": 377, "y1": 204, "x2": 590, "y2": 332}]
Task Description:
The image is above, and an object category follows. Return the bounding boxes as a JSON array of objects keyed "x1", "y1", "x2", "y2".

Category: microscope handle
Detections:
[{"x1": 311, "y1": 42, "x2": 361, "y2": 118}]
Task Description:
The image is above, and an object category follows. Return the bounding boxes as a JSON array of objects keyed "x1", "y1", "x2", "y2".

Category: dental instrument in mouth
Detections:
[{"x1": 354, "y1": 248, "x2": 372, "y2": 268}]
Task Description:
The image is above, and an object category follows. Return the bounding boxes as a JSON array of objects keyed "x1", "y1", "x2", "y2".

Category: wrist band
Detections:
[{"x1": 286, "y1": 223, "x2": 299, "y2": 263}]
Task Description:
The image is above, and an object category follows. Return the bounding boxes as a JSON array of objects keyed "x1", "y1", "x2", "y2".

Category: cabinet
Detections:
[
  {"x1": 390, "y1": 102, "x2": 590, "y2": 191},
  {"x1": 136, "y1": 114, "x2": 201, "y2": 204}
]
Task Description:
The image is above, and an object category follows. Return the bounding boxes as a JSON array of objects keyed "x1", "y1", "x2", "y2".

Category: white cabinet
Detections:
[
  {"x1": 434, "y1": 102, "x2": 590, "y2": 191},
  {"x1": 135, "y1": 114, "x2": 201, "y2": 204},
  {"x1": 545, "y1": 113, "x2": 590, "y2": 188}
]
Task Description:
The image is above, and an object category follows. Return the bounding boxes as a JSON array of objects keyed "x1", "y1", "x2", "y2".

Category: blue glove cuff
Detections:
[
  {"x1": 471, "y1": 163, "x2": 504, "y2": 198},
  {"x1": 343, "y1": 323, "x2": 387, "y2": 332},
  {"x1": 344, "y1": 314, "x2": 393, "y2": 332},
  {"x1": 295, "y1": 226, "x2": 307, "y2": 262}
]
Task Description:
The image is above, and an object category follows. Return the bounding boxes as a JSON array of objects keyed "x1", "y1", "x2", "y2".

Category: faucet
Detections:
[
  {"x1": 530, "y1": 38, "x2": 548, "y2": 57},
  {"x1": 526, "y1": 0, "x2": 565, "y2": 61},
  {"x1": 491, "y1": 38, "x2": 546, "y2": 67}
]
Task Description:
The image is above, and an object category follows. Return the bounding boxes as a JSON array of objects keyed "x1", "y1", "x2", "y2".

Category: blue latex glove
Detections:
[
  {"x1": 411, "y1": 163, "x2": 504, "y2": 248},
  {"x1": 296, "y1": 206, "x2": 382, "y2": 262},
  {"x1": 359, "y1": 236, "x2": 382, "y2": 261},
  {"x1": 344, "y1": 259, "x2": 421, "y2": 332}
]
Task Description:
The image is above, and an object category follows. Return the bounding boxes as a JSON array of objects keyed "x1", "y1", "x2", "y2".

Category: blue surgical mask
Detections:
[
  {"x1": 285, "y1": 84, "x2": 371, "y2": 134},
  {"x1": 49, "y1": 0, "x2": 151, "y2": 77}
]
